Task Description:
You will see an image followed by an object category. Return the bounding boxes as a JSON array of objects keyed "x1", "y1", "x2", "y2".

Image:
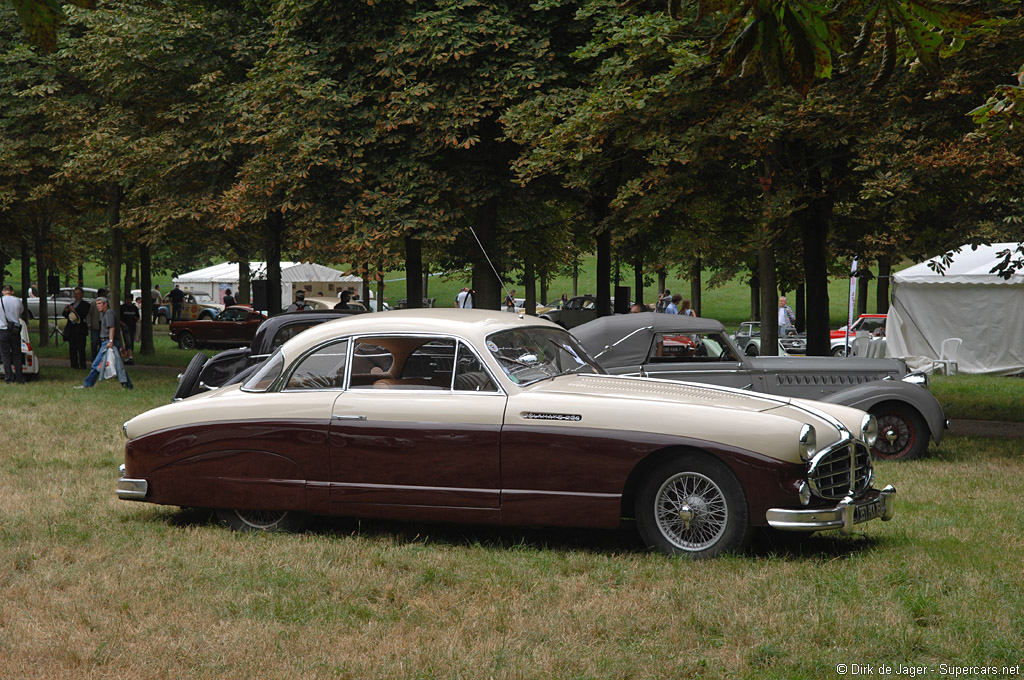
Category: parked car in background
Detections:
[
  {"x1": 168, "y1": 305, "x2": 267, "y2": 350},
  {"x1": 172, "y1": 308, "x2": 365, "y2": 400},
  {"x1": 574, "y1": 313, "x2": 946, "y2": 461},
  {"x1": 24, "y1": 286, "x2": 98, "y2": 320},
  {"x1": 831, "y1": 314, "x2": 887, "y2": 356},
  {"x1": 156, "y1": 292, "x2": 223, "y2": 323},
  {"x1": 732, "y1": 321, "x2": 807, "y2": 356},
  {"x1": 538, "y1": 295, "x2": 600, "y2": 328},
  {"x1": 119, "y1": 309, "x2": 895, "y2": 558}
]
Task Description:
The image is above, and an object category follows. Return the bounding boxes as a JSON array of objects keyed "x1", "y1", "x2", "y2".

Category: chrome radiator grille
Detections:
[{"x1": 808, "y1": 442, "x2": 873, "y2": 500}]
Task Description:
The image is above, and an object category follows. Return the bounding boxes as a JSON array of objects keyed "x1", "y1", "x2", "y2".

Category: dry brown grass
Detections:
[{"x1": 2, "y1": 370, "x2": 1023, "y2": 679}]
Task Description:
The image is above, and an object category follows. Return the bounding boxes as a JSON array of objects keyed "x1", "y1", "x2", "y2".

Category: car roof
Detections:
[
  {"x1": 276, "y1": 308, "x2": 562, "y2": 356},
  {"x1": 573, "y1": 313, "x2": 728, "y2": 365}
]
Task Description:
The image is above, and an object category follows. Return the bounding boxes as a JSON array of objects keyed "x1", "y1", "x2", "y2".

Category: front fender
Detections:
[{"x1": 820, "y1": 381, "x2": 946, "y2": 444}]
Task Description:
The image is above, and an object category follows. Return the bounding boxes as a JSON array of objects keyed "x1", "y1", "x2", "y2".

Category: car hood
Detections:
[{"x1": 516, "y1": 374, "x2": 868, "y2": 463}]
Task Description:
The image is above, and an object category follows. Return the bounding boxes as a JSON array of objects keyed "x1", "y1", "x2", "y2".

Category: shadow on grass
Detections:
[{"x1": 134, "y1": 506, "x2": 886, "y2": 560}]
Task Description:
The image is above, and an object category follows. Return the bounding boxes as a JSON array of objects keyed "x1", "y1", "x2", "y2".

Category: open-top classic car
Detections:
[
  {"x1": 574, "y1": 313, "x2": 946, "y2": 461},
  {"x1": 119, "y1": 310, "x2": 895, "y2": 557}
]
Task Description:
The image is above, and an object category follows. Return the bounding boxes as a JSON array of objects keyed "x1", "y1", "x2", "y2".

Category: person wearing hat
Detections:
[
  {"x1": 76, "y1": 296, "x2": 133, "y2": 389},
  {"x1": 286, "y1": 290, "x2": 310, "y2": 312},
  {"x1": 62, "y1": 286, "x2": 91, "y2": 369}
]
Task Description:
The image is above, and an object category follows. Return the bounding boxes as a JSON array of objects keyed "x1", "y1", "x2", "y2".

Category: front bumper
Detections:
[
  {"x1": 766, "y1": 485, "x2": 896, "y2": 534},
  {"x1": 117, "y1": 464, "x2": 149, "y2": 501}
]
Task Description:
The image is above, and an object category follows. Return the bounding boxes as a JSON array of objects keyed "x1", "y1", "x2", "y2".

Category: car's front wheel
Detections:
[
  {"x1": 178, "y1": 331, "x2": 197, "y2": 350},
  {"x1": 831, "y1": 345, "x2": 849, "y2": 357},
  {"x1": 635, "y1": 453, "x2": 750, "y2": 558},
  {"x1": 870, "y1": 403, "x2": 929, "y2": 461},
  {"x1": 216, "y1": 508, "x2": 309, "y2": 533}
]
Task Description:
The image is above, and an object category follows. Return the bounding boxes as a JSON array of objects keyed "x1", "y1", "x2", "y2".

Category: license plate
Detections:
[{"x1": 854, "y1": 498, "x2": 884, "y2": 524}]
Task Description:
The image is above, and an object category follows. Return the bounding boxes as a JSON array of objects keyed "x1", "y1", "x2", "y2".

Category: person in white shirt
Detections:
[
  {"x1": 778, "y1": 296, "x2": 796, "y2": 326},
  {"x1": 0, "y1": 285, "x2": 26, "y2": 384}
]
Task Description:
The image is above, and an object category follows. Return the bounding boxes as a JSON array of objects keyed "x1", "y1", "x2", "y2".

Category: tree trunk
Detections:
[
  {"x1": 405, "y1": 235, "x2": 423, "y2": 309},
  {"x1": 658, "y1": 267, "x2": 666, "y2": 299},
  {"x1": 238, "y1": 259, "x2": 251, "y2": 305},
  {"x1": 33, "y1": 218, "x2": 50, "y2": 347},
  {"x1": 877, "y1": 256, "x2": 891, "y2": 314},
  {"x1": 524, "y1": 253, "x2": 536, "y2": 316},
  {"x1": 471, "y1": 198, "x2": 500, "y2": 309},
  {"x1": 376, "y1": 260, "x2": 385, "y2": 311},
  {"x1": 857, "y1": 267, "x2": 870, "y2": 316},
  {"x1": 539, "y1": 271, "x2": 548, "y2": 308},
  {"x1": 689, "y1": 258, "x2": 702, "y2": 317},
  {"x1": 758, "y1": 246, "x2": 778, "y2": 356},
  {"x1": 596, "y1": 227, "x2": 611, "y2": 317},
  {"x1": 795, "y1": 284, "x2": 805, "y2": 333},
  {"x1": 750, "y1": 274, "x2": 760, "y2": 320},
  {"x1": 264, "y1": 210, "x2": 283, "y2": 316},
  {"x1": 633, "y1": 255, "x2": 644, "y2": 308},
  {"x1": 108, "y1": 184, "x2": 124, "y2": 343},
  {"x1": 140, "y1": 243, "x2": 154, "y2": 355},
  {"x1": 801, "y1": 210, "x2": 831, "y2": 356}
]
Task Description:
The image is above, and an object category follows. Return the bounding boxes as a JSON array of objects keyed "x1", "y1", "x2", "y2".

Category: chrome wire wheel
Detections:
[
  {"x1": 654, "y1": 471, "x2": 728, "y2": 552},
  {"x1": 870, "y1": 404, "x2": 927, "y2": 461}
]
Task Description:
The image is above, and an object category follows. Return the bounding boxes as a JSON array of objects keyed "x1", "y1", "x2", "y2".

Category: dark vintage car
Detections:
[
  {"x1": 538, "y1": 295, "x2": 600, "y2": 329},
  {"x1": 168, "y1": 305, "x2": 267, "y2": 350},
  {"x1": 119, "y1": 309, "x2": 895, "y2": 558},
  {"x1": 574, "y1": 313, "x2": 946, "y2": 462},
  {"x1": 173, "y1": 308, "x2": 364, "y2": 400}
]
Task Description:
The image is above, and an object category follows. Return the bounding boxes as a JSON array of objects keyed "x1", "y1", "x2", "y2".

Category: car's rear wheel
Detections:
[
  {"x1": 744, "y1": 344, "x2": 758, "y2": 357},
  {"x1": 178, "y1": 331, "x2": 197, "y2": 350},
  {"x1": 831, "y1": 345, "x2": 849, "y2": 357},
  {"x1": 216, "y1": 508, "x2": 309, "y2": 533},
  {"x1": 635, "y1": 453, "x2": 750, "y2": 558},
  {"x1": 870, "y1": 403, "x2": 928, "y2": 461},
  {"x1": 172, "y1": 351, "x2": 207, "y2": 401}
]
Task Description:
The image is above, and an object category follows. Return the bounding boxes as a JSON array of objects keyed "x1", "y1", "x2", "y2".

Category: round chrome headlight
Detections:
[
  {"x1": 861, "y1": 414, "x2": 879, "y2": 446},
  {"x1": 798, "y1": 424, "x2": 817, "y2": 462}
]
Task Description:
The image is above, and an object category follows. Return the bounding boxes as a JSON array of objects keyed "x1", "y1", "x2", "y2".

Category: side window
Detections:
[
  {"x1": 649, "y1": 333, "x2": 736, "y2": 362},
  {"x1": 453, "y1": 342, "x2": 498, "y2": 392},
  {"x1": 285, "y1": 340, "x2": 349, "y2": 390}
]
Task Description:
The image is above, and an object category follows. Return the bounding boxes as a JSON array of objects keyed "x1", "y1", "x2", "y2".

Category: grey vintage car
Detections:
[{"x1": 573, "y1": 313, "x2": 946, "y2": 461}]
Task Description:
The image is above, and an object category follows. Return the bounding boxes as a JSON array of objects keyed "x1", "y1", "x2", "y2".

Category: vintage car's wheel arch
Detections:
[
  {"x1": 869, "y1": 400, "x2": 930, "y2": 461},
  {"x1": 629, "y1": 448, "x2": 751, "y2": 557}
]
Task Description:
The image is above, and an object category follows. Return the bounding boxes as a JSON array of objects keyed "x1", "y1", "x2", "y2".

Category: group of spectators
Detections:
[{"x1": 655, "y1": 289, "x2": 696, "y2": 316}]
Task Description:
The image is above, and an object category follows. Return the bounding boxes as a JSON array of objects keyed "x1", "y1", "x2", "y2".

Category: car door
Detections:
[
  {"x1": 323, "y1": 335, "x2": 506, "y2": 508},
  {"x1": 640, "y1": 331, "x2": 754, "y2": 389}
]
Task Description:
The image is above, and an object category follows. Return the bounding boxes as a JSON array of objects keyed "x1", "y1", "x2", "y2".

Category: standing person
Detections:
[
  {"x1": 559, "y1": 293, "x2": 568, "y2": 308},
  {"x1": 120, "y1": 292, "x2": 140, "y2": 365},
  {"x1": 285, "y1": 290, "x2": 311, "y2": 312},
  {"x1": 76, "y1": 297, "x2": 133, "y2": 389},
  {"x1": 666, "y1": 293, "x2": 681, "y2": 314},
  {"x1": 334, "y1": 290, "x2": 351, "y2": 310},
  {"x1": 87, "y1": 287, "x2": 108, "y2": 359},
  {"x1": 656, "y1": 289, "x2": 671, "y2": 313},
  {"x1": 151, "y1": 285, "x2": 161, "y2": 323},
  {"x1": 0, "y1": 285, "x2": 25, "y2": 384},
  {"x1": 778, "y1": 296, "x2": 796, "y2": 327},
  {"x1": 505, "y1": 289, "x2": 517, "y2": 311},
  {"x1": 222, "y1": 288, "x2": 236, "y2": 307},
  {"x1": 455, "y1": 287, "x2": 469, "y2": 308},
  {"x1": 62, "y1": 286, "x2": 91, "y2": 369},
  {"x1": 680, "y1": 298, "x2": 696, "y2": 317},
  {"x1": 168, "y1": 284, "x2": 186, "y2": 321}
]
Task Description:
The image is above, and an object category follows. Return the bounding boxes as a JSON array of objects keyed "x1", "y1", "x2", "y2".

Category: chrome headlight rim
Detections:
[
  {"x1": 861, "y1": 414, "x2": 879, "y2": 446},
  {"x1": 903, "y1": 371, "x2": 930, "y2": 388},
  {"x1": 798, "y1": 424, "x2": 817, "y2": 463}
]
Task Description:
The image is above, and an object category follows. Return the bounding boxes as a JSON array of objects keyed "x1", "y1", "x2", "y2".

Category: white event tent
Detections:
[
  {"x1": 886, "y1": 244, "x2": 1024, "y2": 375},
  {"x1": 173, "y1": 261, "x2": 362, "y2": 309}
]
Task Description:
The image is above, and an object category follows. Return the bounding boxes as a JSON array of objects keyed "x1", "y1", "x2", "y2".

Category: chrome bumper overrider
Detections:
[
  {"x1": 766, "y1": 485, "x2": 896, "y2": 534},
  {"x1": 117, "y1": 477, "x2": 149, "y2": 501}
]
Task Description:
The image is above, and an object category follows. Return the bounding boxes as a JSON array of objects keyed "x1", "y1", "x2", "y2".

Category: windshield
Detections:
[{"x1": 485, "y1": 326, "x2": 603, "y2": 386}]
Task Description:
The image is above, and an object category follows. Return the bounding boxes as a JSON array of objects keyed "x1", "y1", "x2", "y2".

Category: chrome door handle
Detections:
[{"x1": 332, "y1": 414, "x2": 367, "y2": 421}]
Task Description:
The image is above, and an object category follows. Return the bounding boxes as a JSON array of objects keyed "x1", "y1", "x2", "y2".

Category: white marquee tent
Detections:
[
  {"x1": 173, "y1": 262, "x2": 362, "y2": 309},
  {"x1": 886, "y1": 243, "x2": 1024, "y2": 375}
]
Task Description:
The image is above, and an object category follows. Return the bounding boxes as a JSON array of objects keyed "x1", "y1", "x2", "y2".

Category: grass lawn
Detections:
[{"x1": 1, "y1": 368, "x2": 1023, "y2": 678}]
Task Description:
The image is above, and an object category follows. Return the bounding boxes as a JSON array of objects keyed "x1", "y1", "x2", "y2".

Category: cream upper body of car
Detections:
[{"x1": 125, "y1": 309, "x2": 871, "y2": 465}]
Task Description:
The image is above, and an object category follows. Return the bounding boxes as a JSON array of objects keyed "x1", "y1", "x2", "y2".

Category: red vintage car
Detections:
[{"x1": 169, "y1": 305, "x2": 267, "y2": 350}]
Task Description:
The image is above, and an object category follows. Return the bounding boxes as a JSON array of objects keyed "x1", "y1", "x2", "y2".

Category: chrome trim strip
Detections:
[
  {"x1": 116, "y1": 477, "x2": 148, "y2": 501},
  {"x1": 332, "y1": 414, "x2": 367, "y2": 421}
]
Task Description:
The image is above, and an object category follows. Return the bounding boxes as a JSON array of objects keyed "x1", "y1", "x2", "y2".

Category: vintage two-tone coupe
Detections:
[{"x1": 118, "y1": 310, "x2": 895, "y2": 557}]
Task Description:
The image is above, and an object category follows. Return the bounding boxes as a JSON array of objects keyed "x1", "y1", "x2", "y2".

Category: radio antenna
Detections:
[{"x1": 468, "y1": 226, "x2": 511, "y2": 301}]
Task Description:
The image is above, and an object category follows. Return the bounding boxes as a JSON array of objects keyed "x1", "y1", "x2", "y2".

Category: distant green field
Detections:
[{"x1": 8, "y1": 254, "x2": 883, "y2": 328}]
